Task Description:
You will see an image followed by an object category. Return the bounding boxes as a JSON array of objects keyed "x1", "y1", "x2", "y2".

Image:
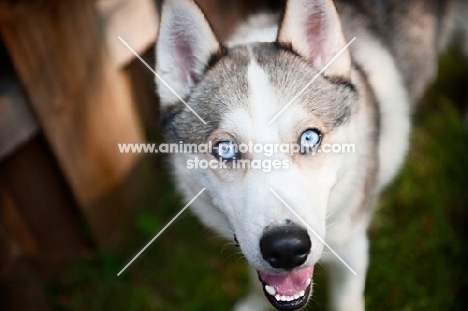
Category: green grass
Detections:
[
  {"x1": 365, "y1": 50, "x2": 468, "y2": 310},
  {"x1": 46, "y1": 50, "x2": 468, "y2": 310}
]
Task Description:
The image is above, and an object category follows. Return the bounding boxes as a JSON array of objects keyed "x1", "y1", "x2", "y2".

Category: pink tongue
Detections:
[{"x1": 259, "y1": 266, "x2": 314, "y2": 296}]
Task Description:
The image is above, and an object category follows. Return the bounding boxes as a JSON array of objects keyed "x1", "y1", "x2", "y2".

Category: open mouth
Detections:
[{"x1": 258, "y1": 266, "x2": 314, "y2": 311}]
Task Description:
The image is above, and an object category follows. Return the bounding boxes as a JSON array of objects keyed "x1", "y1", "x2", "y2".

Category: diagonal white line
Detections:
[
  {"x1": 117, "y1": 188, "x2": 206, "y2": 276},
  {"x1": 268, "y1": 188, "x2": 357, "y2": 275},
  {"x1": 268, "y1": 37, "x2": 356, "y2": 124},
  {"x1": 118, "y1": 36, "x2": 207, "y2": 125}
]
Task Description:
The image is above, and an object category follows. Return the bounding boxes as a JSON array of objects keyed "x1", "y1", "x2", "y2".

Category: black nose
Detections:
[{"x1": 260, "y1": 225, "x2": 311, "y2": 269}]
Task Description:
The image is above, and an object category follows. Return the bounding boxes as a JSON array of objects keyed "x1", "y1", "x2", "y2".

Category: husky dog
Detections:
[{"x1": 155, "y1": 0, "x2": 467, "y2": 310}]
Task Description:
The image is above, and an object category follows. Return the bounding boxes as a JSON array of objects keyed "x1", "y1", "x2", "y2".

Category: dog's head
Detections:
[{"x1": 156, "y1": 0, "x2": 364, "y2": 310}]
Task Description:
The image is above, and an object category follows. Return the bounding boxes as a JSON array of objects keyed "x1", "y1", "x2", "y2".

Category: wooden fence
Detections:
[
  {"x1": 0, "y1": 0, "x2": 160, "y2": 309},
  {"x1": 0, "y1": 0, "x2": 281, "y2": 309}
]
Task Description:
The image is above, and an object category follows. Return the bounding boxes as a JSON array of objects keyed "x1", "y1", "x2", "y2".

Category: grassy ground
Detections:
[{"x1": 46, "y1": 50, "x2": 468, "y2": 310}]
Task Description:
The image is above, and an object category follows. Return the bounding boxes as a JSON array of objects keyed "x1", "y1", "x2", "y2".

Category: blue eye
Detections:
[
  {"x1": 214, "y1": 141, "x2": 237, "y2": 160},
  {"x1": 300, "y1": 129, "x2": 321, "y2": 151}
]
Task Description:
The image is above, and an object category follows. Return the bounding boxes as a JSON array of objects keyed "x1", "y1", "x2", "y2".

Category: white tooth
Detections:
[
  {"x1": 275, "y1": 294, "x2": 281, "y2": 301},
  {"x1": 294, "y1": 294, "x2": 299, "y2": 300},
  {"x1": 306, "y1": 278, "x2": 311, "y2": 287},
  {"x1": 281, "y1": 295, "x2": 287, "y2": 301},
  {"x1": 265, "y1": 285, "x2": 276, "y2": 296},
  {"x1": 288, "y1": 296, "x2": 294, "y2": 301},
  {"x1": 299, "y1": 290, "x2": 305, "y2": 297}
]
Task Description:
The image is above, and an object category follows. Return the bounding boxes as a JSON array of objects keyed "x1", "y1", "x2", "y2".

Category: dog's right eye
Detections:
[{"x1": 214, "y1": 141, "x2": 237, "y2": 160}]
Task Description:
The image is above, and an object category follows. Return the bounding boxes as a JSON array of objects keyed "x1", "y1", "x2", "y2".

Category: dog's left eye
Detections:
[
  {"x1": 214, "y1": 141, "x2": 237, "y2": 160},
  {"x1": 300, "y1": 129, "x2": 321, "y2": 151}
]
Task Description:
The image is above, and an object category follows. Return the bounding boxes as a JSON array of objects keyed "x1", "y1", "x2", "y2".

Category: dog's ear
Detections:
[
  {"x1": 156, "y1": 0, "x2": 222, "y2": 107},
  {"x1": 277, "y1": 0, "x2": 351, "y2": 79}
]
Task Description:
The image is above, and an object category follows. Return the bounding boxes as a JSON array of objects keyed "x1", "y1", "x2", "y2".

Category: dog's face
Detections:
[{"x1": 156, "y1": 0, "x2": 361, "y2": 309}]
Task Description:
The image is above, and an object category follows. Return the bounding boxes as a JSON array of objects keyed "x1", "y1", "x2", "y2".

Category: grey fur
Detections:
[
  {"x1": 161, "y1": 0, "x2": 468, "y2": 143},
  {"x1": 161, "y1": 47, "x2": 250, "y2": 145},
  {"x1": 250, "y1": 43, "x2": 357, "y2": 128},
  {"x1": 337, "y1": 0, "x2": 460, "y2": 105},
  {"x1": 162, "y1": 42, "x2": 358, "y2": 145}
]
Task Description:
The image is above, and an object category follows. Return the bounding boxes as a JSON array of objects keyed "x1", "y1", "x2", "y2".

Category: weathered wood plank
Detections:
[
  {"x1": 0, "y1": 184, "x2": 39, "y2": 258},
  {"x1": 0, "y1": 0, "x2": 145, "y2": 246},
  {"x1": 0, "y1": 40, "x2": 38, "y2": 160},
  {"x1": 0, "y1": 224, "x2": 52, "y2": 311},
  {"x1": 122, "y1": 47, "x2": 160, "y2": 132},
  {"x1": 0, "y1": 136, "x2": 89, "y2": 262},
  {"x1": 0, "y1": 80, "x2": 39, "y2": 160},
  {"x1": 97, "y1": 0, "x2": 159, "y2": 67}
]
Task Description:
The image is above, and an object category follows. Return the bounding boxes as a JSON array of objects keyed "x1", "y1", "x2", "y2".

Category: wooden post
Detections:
[
  {"x1": 0, "y1": 0, "x2": 145, "y2": 246},
  {"x1": 0, "y1": 136, "x2": 89, "y2": 263},
  {"x1": 0, "y1": 65, "x2": 38, "y2": 160},
  {"x1": 0, "y1": 223, "x2": 52, "y2": 311},
  {"x1": 97, "y1": 0, "x2": 159, "y2": 68}
]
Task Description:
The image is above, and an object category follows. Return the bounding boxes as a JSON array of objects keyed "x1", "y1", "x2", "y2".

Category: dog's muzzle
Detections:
[{"x1": 257, "y1": 224, "x2": 314, "y2": 311}]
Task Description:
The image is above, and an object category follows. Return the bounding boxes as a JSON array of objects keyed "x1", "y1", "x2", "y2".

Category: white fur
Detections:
[
  {"x1": 351, "y1": 36, "x2": 410, "y2": 189},
  {"x1": 172, "y1": 56, "x2": 368, "y2": 311},
  {"x1": 318, "y1": 35, "x2": 411, "y2": 311},
  {"x1": 327, "y1": 231, "x2": 368, "y2": 311},
  {"x1": 247, "y1": 58, "x2": 279, "y2": 141},
  {"x1": 213, "y1": 59, "x2": 329, "y2": 271},
  {"x1": 227, "y1": 14, "x2": 279, "y2": 47}
]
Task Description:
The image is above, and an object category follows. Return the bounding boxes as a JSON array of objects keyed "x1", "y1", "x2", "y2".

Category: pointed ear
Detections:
[
  {"x1": 156, "y1": 0, "x2": 222, "y2": 106},
  {"x1": 277, "y1": 0, "x2": 351, "y2": 79}
]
